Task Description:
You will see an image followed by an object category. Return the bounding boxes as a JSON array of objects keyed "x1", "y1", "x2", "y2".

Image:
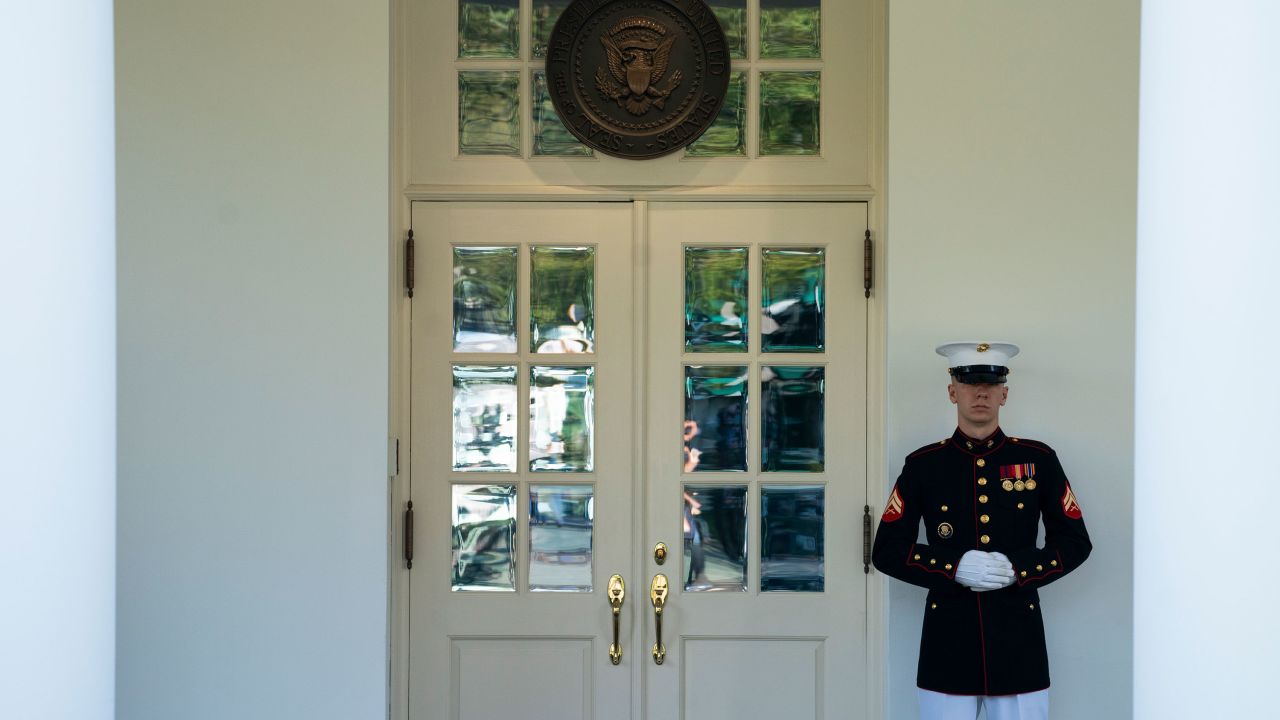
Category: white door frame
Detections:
[{"x1": 385, "y1": 0, "x2": 890, "y2": 716}]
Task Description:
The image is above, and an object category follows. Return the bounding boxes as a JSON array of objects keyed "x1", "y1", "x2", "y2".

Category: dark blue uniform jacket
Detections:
[{"x1": 872, "y1": 428, "x2": 1092, "y2": 696}]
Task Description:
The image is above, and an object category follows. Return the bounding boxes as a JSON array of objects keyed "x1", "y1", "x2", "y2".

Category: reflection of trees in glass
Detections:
[
  {"x1": 687, "y1": 72, "x2": 747, "y2": 158},
  {"x1": 453, "y1": 246, "x2": 518, "y2": 351},
  {"x1": 684, "y1": 366, "x2": 749, "y2": 471},
  {"x1": 685, "y1": 247, "x2": 749, "y2": 351},
  {"x1": 459, "y1": 0, "x2": 521, "y2": 58},
  {"x1": 707, "y1": 0, "x2": 747, "y2": 59},
  {"x1": 761, "y1": 247, "x2": 825, "y2": 351},
  {"x1": 530, "y1": 246, "x2": 595, "y2": 351},
  {"x1": 452, "y1": 365, "x2": 518, "y2": 471},
  {"x1": 458, "y1": 72, "x2": 521, "y2": 156},
  {"x1": 760, "y1": 72, "x2": 821, "y2": 156},
  {"x1": 761, "y1": 485, "x2": 825, "y2": 592},
  {"x1": 532, "y1": 0, "x2": 572, "y2": 58},
  {"x1": 760, "y1": 0, "x2": 821, "y2": 59},
  {"x1": 761, "y1": 365, "x2": 825, "y2": 472}
]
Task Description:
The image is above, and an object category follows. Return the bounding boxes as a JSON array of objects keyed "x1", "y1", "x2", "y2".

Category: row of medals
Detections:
[{"x1": 1003, "y1": 478, "x2": 1036, "y2": 491}]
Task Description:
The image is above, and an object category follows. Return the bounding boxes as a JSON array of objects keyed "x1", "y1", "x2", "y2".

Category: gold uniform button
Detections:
[
  {"x1": 913, "y1": 554, "x2": 921, "y2": 560},
  {"x1": 1012, "y1": 438, "x2": 1020, "y2": 443},
  {"x1": 940, "y1": 440, "x2": 948, "y2": 445},
  {"x1": 977, "y1": 478, "x2": 988, "y2": 486},
  {"x1": 980, "y1": 535, "x2": 991, "y2": 544},
  {"x1": 1051, "y1": 560, "x2": 1058, "y2": 567},
  {"x1": 980, "y1": 514, "x2": 990, "y2": 524},
  {"x1": 978, "y1": 495, "x2": 989, "y2": 504},
  {"x1": 945, "y1": 564, "x2": 953, "y2": 571},
  {"x1": 929, "y1": 559, "x2": 937, "y2": 565},
  {"x1": 977, "y1": 459, "x2": 986, "y2": 468},
  {"x1": 941, "y1": 505, "x2": 949, "y2": 512},
  {"x1": 1020, "y1": 571, "x2": 1028, "y2": 578},
  {"x1": 931, "y1": 603, "x2": 938, "y2": 609},
  {"x1": 1036, "y1": 565, "x2": 1044, "y2": 571},
  {"x1": 1029, "y1": 603, "x2": 1036, "y2": 610},
  {"x1": 1017, "y1": 502, "x2": 1025, "y2": 510}
]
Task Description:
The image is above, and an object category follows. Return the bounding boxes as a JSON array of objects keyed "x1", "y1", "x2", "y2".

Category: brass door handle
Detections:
[
  {"x1": 650, "y1": 573, "x2": 669, "y2": 665},
  {"x1": 608, "y1": 575, "x2": 625, "y2": 665}
]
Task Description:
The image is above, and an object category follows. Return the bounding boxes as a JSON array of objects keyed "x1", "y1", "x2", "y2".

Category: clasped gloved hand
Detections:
[{"x1": 955, "y1": 550, "x2": 1016, "y2": 591}]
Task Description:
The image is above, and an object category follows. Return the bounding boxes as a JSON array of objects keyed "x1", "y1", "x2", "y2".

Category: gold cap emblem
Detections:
[{"x1": 977, "y1": 343, "x2": 991, "y2": 352}]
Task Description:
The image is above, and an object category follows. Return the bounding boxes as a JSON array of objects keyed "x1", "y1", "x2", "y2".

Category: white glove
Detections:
[{"x1": 955, "y1": 550, "x2": 1016, "y2": 591}]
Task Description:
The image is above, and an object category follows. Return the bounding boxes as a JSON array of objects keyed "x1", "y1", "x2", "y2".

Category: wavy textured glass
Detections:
[
  {"x1": 761, "y1": 366, "x2": 825, "y2": 472},
  {"x1": 531, "y1": 246, "x2": 595, "y2": 353},
  {"x1": 708, "y1": 0, "x2": 747, "y2": 59},
  {"x1": 452, "y1": 484, "x2": 517, "y2": 591},
  {"x1": 682, "y1": 485, "x2": 748, "y2": 592},
  {"x1": 761, "y1": 247, "x2": 825, "y2": 352},
  {"x1": 529, "y1": 485, "x2": 594, "y2": 591},
  {"x1": 686, "y1": 72, "x2": 747, "y2": 158},
  {"x1": 533, "y1": 72, "x2": 592, "y2": 157},
  {"x1": 684, "y1": 247, "x2": 749, "y2": 351},
  {"x1": 760, "y1": 485, "x2": 825, "y2": 591},
  {"x1": 452, "y1": 246, "x2": 518, "y2": 352},
  {"x1": 458, "y1": 0, "x2": 520, "y2": 58},
  {"x1": 759, "y1": 71, "x2": 821, "y2": 156},
  {"x1": 530, "y1": 366, "x2": 595, "y2": 472},
  {"x1": 532, "y1": 0, "x2": 572, "y2": 58},
  {"x1": 683, "y1": 366, "x2": 749, "y2": 472},
  {"x1": 458, "y1": 71, "x2": 521, "y2": 156},
  {"x1": 759, "y1": 0, "x2": 821, "y2": 59},
  {"x1": 452, "y1": 365, "x2": 519, "y2": 472}
]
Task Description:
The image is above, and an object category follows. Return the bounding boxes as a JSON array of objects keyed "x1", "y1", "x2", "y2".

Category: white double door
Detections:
[{"x1": 408, "y1": 201, "x2": 869, "y2": 720}]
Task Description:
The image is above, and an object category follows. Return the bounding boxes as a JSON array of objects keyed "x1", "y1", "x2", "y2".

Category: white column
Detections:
[
  {"x1": 0, "y1": 3, "x2": 116, "y2": 719},
  {"x1": 1135, "y1": 3, "x2": 1280, "y2": 717}
]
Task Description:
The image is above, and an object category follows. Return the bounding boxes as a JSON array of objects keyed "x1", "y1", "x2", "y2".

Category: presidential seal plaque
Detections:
[{"x1": 546, "y1": 0, "x2": 730, "y2": 159}]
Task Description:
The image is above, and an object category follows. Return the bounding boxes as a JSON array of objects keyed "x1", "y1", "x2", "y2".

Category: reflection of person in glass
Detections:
[{"x1": 683, "y1": 490, "x2": 711, "y2": 590}]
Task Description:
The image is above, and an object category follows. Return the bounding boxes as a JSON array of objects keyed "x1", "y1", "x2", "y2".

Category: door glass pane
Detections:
[
  {"x1": 529, "y1": 485, "x2": 594, "y2": 591},
  {"x1": 453, "y1": 246, "x2": 518, "y2": 352},
  {"x1": 684, "y1": 247, "x2": 749, "y2": 352},
  {"x1": 686, "y1": 71, "x2": 747, "y2": 158},
  {"x1": 759, "y1": 0, "x2": 821, "y2": 59},
  {"x1": 452, "y1": 484, "x2": 517, "y2": 592},
  {"x1": 533, "y1": 71, "x2": 592, "y2": 157},
  {"x1": 761, "y1": 365, "x2": 825, "y2": 472},
  {"x1": 452, "y1": 365, "x2": 519, "y2": 472},
  {"x1": 531, "y1": 246, "x2": 595, "y2": 353},
  {"x1": 684, "y1": 366, "x2": 748, "y2": 472},
  {"x1": 458, "y1": 0, "x2": 520, "y2": 58},
  {"x1": 530, "y1": 365, "x2": 596, "y2": 472},
  {"x1": 708, "y1": 0, "x2": 747, "y2": 60},
  {"x1": 759, "y1": 71, "x2": 821, "y2": 156},
  {"x1": 532, "y1": 0, "x2": 572, "y2": 58},
  {"x1": 683, "y1": 485, "x2": 748, "y2": 592},
  {"x1": 761, "y1": 247, "x2": 825, "y2": 352},
  {"x1": 458, "y1": 71, "x2": 521, "y2": 156},
  {"x1": 761, "y1": 485, "x2": 825, "y2": 591}
]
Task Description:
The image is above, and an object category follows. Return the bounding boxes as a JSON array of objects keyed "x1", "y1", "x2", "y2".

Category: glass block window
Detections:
[{"x1": 450, "y1": 1, "x2": 825, "y2": 159}]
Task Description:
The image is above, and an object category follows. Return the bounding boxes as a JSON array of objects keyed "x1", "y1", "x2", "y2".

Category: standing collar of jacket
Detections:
[{"x1": 950, "y1": 427, "x2": 1007, "y2": 456}]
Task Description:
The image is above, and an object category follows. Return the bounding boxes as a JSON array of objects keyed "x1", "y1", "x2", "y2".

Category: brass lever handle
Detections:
[
  {"x1": 650, "y1": 574, "x2": 669, "y2": 665},
  {"x1": 608, "y1": 575, "x2": 625, "y2": 665}
]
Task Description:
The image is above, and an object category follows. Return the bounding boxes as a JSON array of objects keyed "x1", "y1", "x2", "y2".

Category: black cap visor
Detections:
[{"x1": 949, "y1": 365, "x2": 1009, "y2": 384}]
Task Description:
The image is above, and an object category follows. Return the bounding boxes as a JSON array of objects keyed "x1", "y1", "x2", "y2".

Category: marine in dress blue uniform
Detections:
[{"x1": 872, "y1": 342, "x2": 1092, "y2": 718}]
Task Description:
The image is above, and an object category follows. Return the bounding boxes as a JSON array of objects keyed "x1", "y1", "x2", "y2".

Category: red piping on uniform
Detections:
[
  {"x1": 905, "y1": 544, "x2": 956, "y2": 578},
  {"x1": 908, "y1": 442, "x2": 950, "y2": 460},
  {"x1": 1016, "y1": 549, "x2": 1066, "y2": 586}
]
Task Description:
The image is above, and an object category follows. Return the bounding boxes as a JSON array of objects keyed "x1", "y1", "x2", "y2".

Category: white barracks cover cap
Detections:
[{"x1": 935, "y1": 341, "x2": 1020, "y2": 384}]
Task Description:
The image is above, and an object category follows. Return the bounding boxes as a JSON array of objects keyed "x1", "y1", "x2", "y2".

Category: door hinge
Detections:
[
  {"x1": 405, "y1": 229, "x2": 416, "y2": 298},
  {"x1": 404, "y1": 500, "x2": 415, "y2": 569},
  {"x1": 863, "y1": 229, "x2": 873, "y2": 299},
  {"x1": 862, "y1": 505, "x2": 872, "y2": 574}
]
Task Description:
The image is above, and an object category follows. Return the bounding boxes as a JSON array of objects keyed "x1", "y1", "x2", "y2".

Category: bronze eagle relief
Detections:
[{"x1": 546, "y1": 0, "x2": 730, "y2": 159}]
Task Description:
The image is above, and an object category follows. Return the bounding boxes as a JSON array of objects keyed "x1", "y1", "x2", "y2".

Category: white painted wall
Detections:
[
  {"x1": 1134, "y1": 4, "x2": 1280, "y2": 717},
  {"x1": 115, "y1": 2, "x2": 390, "y2": 718},
  {"x1": 0, "y1": 3, "x2": 116, "y2": 719},
  {"x1": 886, "y1": 2, "x2": 1138, "y2": 717}
]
